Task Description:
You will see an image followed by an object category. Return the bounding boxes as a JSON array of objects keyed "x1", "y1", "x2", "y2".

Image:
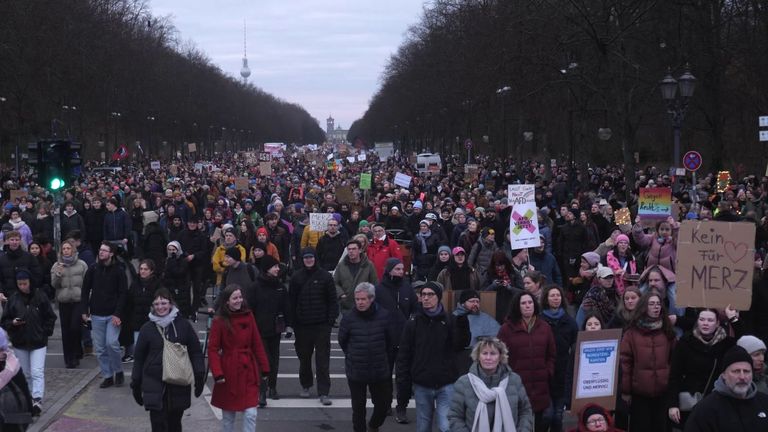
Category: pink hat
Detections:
[
  {"x1": 452, "y1": 246, "x2": 466, "y2": 255},
  {"x1": 616, "y1": 234, "x2": 630, "y2": 244}
]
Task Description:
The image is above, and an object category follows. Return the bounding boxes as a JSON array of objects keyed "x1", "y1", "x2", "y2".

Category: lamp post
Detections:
[
  {"x1": 110, "y1": 112, "x2": 121, "y2": 157},
  {"x1": 496, "y1": 86, "x2": 511, "y2": 156},
  {"x1": 146, "y1": 115, "x2": 155, "y2": 157},
  {"x1": 660, "y1": 65, "x2": 696, "y2": 168}
]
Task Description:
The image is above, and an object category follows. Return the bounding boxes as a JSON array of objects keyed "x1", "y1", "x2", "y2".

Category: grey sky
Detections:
[{"x1": 150, "y1": 0, "x2": 426, "y2": 131}]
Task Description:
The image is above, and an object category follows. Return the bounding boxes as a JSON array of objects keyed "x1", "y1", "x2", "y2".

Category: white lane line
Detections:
[
  {"x1": 263, "y1": 398, "x2": 415, "y2": 409},
  {"x1": 277, "y1": 373, "x2": 348, "y2": 379},
  {"x1": 280, "y1": 356, "x2": 345, "y2": 359}
]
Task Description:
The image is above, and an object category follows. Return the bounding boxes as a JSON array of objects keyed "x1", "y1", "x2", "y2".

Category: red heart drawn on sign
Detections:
[{"x1": 724, "y1": 241, "x2": 748, "y2": 264}]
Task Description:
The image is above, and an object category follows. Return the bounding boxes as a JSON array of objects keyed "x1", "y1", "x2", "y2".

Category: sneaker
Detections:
[
  {"x1": 115, "y1": 372, "x2": 125, "y2": 386},
  {"x1": 395, "y1": 406, "x2": 409, "y2": 424},
  {"x1": 31, "y1": 398, "x2": 42, "y2": 416},
  {"x1": 268, "y1": 388, "x2": 280, "y2": 400},
  {"x1": 99, "y1": 378, "x2": 114, "y2": 388},
  {"x1": 320, "y1": 395, "x2": 332, "y2": 406},
  {"x1": 122, "y1": 355, "x2": 134, "y2": 363},
  {"x1": 299, "y1": 388, "x2": 311, "y2": 398}
]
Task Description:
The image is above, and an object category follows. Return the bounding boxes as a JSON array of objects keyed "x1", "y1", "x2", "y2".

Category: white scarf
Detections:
[{"x1": 468, "y1": 372, "x2": 517, "y2": 432}]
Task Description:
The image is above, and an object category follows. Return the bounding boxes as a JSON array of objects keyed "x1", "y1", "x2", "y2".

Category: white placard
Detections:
[
  {"x1": 309, "y1": 213, "x2": 334, "y2": 232},
  {"x1": 759, "y1": 116, "x2": 768, "y2": 128},
  {"x1": 357, "y1": 154, "x2": 366, "y2": 162},
  {"x1": 675, "y1": 168, "x2": 686, "y2": 176},
  {"x1": 394, "y1": 172, "x2": 412, "y2": 188},
  {"x1": 760, "y1": 131, "x2": 768, "y2": 142},
  {"x1": 507, "y1": 184, "x2": 541, "y2": 249},
  {"x1": 326, "y1": 153, "x2": 334, "y2": 160},
  {"x1": 346, "y1": 156, "x2": 355, "y2": 163},
  {"x1": 194, "y1": 163, "x2": 203, "y2": 173},
  {"x1": 150, "y1": 161, "x2": 161, "y2": 170},
  {"x1": 575, "y1": 338, "x2": 620, "y2": 399}
]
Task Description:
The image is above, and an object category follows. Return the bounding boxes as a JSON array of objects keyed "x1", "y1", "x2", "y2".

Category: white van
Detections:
[{"x1": 415, "y1": 153, "x2": 442, "y2": 174}]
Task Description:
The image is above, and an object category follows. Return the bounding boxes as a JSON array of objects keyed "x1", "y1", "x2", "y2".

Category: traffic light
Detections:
[{"x1": 28, "y1": 140, "x2": 81, "y2": 191}]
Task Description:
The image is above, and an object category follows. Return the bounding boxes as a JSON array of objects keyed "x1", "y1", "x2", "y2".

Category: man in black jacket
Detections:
[
  {"x1": 0, "y1": 230, "x2": 42, "y2": 297},
  {"x1": 339, "y1": 282, "x2": 397, "y2": 432},
  {"x1": 80, "y1": 242, "x2": 128, "y2": 388},
  {"x1": 289, "y1": 247, "x2": 337, "y2": 406},
  {"x1": 395, "y1": 281, "x2": 469, "y2": 429},
  {"x1": 316, "y1": 219, "x2": 345, "y2": 271},
  {"x1": 177, "y1": 215, "x2": 208, "y2": 311}
]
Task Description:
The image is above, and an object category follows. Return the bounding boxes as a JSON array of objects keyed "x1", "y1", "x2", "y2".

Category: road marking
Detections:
[
  {"x1": 277, "y1": 373, "x2": 348, "y2": 379},
  {"x1": 262, "y1": 398, "x2": 415, "y2": 409},
  {"x1": 280, "y1": 356, "x2": 345, "y2": 359}
]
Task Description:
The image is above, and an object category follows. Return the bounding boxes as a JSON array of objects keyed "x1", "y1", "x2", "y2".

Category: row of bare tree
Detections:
[
  {"x1": 349, "y1": 0, "x2": 768, "y2": 185},
  {"x1": 0, "y1": 0, "x2": 325, "y2": 161}
]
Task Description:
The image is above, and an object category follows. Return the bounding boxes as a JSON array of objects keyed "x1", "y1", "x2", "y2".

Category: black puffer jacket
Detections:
[
  {"x1": 142, "y1": 222, "x2": 168, "y2": 274},
  {"x1": 315, "y1": 233, "x2": 346, "y2": 271},
  {"x1": 163, "y1": 256, "x2": 190, "y2": 316},
  {"x1": 667, "y1": 331, "x2": 735, "y2": 410},
  {"x1": 0, "y1": 286, "x2": 56, "y2": 349},
  {"x1": 247, "y1": 273, "x2": 292, "y2": 338},
  {"x1": 0, "y1": 248, "x2": 42, "y2": 296},
  {"x1": 375, "y1": 275, "x2": 417, "y2": 345},
  {"x1": 540, "y1": 310, "x2": 578, "y2": 399},
  {"x1": 288, "y1": 264, "x2": 337, "y2": 327},
  {"x1": 339, "y1": 303, "x2": 396, "y2": 383},
  {"x1": 80, "y1": 260, "x2": 128, "y2": 318},
  {"x1": 131, "y1": 316, "x2": 205, "y2": 411},
  {"x1": 127, "y1": 276, "x2": 162, "y2": 331}
]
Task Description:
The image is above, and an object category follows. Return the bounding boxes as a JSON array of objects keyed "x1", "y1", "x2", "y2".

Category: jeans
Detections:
[
  {"x1": 413, "y1": 383, "x2": 453, "y2": 432},
  {"x1": 14, "y1": 347, "x2": 46, "y2": 399},
  {"x1": 222, "y1": 407, "x2": 258, "y2": 432},
  {"x1": 91, "y1": 315, "x2": 123, "y2": 378},
  {"x1": 294, "y1": 324, "x2": 332, "y2": 395},
  {"x1": 348, "y1": 379, "x2": 392, "y2": 432}
]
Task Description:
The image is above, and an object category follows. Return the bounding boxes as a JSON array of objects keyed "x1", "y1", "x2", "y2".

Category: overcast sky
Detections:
[{"x1": 150, "y1": 0, "x2": 427, "y2": 131}]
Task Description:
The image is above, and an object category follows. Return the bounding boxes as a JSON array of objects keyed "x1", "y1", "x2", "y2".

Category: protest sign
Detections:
[
  {"x1": 187, "y1": 143, "x2": 197, "y2": 153},
  {"x1": 359, "y1": 173, "x2": 372, "y2": 190},
  {"x1": 571, "y1": 329, "x2": 622, "y2": 413},
  {"x1": 258, "y1": 152, "x2": 271, "y2": 162},
  {"x1": 394, "y1": 172, "x2": 412, "y2": 188},
  {"x1": 464, "y1": 164, "x2": 480, "y2": 181},
  {"x1": 638, "y1": 187, "x2": 672, "y2": 221},
  {"x1": 9, "y1": 190, "x2": 27, "y2": 202},
  {"x1": 507, "y1": 184, "x2": 541, "y2": 249},
  {"x1": 614, "y1": 208, "x2": 632, "y2": 226},
  {"x1": 150, "y1": 161, "x2": 161, "y2": 170},
  {"x1": 336, "y1": 186, "x2": 354, "y2": 203},
  {"x1": 716, "y1": 171, "x2": 731, "y2": 193},
  {"x1": 676, "y1": 220, "x2": 755, "y2": 310},
  {"x1": 309, "y1": 213, "x2": 334, "y2": 232},
  {"x1": 346, "y1": 156, "x2": 355, "y2": 163},
  {"x1": 194, "y1": 163, "x2": 203, "y2": 173},
  {"x1": 259, "y1": 162, "x2": 272, "y2": 176},
  {"x1": 234, "y1": 177, "x2": 249, "y2": 190},
  {"x1": 357, "y1": 153, "x2": 366, "y2": 162}
]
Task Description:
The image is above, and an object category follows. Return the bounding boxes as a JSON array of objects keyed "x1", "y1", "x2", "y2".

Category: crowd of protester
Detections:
[{"x1": 0, "y1": 148, "x2": 768, "y2": 431}]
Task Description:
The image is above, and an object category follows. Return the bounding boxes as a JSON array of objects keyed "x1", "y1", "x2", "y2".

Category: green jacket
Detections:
[{"x1": 333, "y1": 255, "x2": 378, "y2": 310}]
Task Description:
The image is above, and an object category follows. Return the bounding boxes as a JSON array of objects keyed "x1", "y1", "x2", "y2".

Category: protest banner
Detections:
[
  {"x1": 259, "y1": 162, "x2": 272, "y2": 176},
  {"x1": 357, "y1": 153, "x2": 366, "y2": 162},
  {"x1": 716, "y1": 171, "x2": 731, "y2": 193},
  {"x1": 676, "y1": 220, "x2": 755, "y2": 310},
  {"x1": 9, "y1": 190, "x2": 27, "y2": 202},
  {"x1": 614, "y1": 208, "x2": 632, "y2": 226},
  {"x1": 571, "y1": 329, "x2": 622, "y2": 413},
  {"x1": 359, "y1": 173, "x2": 372, "y2": 190},
  {"x1": 234, "y1": 177, "x2": 249, "y2": 190},
  {"x1": 187, "y1": 143, "x2": 197, "y2": 153},
  {"x1": 309, "y1": 213, "x2": 334, "y2": 232},
  {"x1": 258, "y1": 152, "x2": 271, "y2": 162},
  {"x1": 638, "y1": 187, "x2": 672, "y2": 222},
  {"x1": 336, "y1": 186, "x2": 354, "y2": 203},
  {"x1": 150, "y1": 161, "x2": 161, "y2": 170},
  {"x1": 507, "y1": 184, "x2": 541, "y2": 249},
  {"x1": 394, "y1": 172, "x2": 412, "y2": 188},
  {"x1": 464, "y1": 164, "x2": 480, "y2": 181}
]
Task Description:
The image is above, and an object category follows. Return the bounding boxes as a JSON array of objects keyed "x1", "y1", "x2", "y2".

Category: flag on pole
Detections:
[
  {"x1": 112, "y1": 144, "x2": 130, "y2": 161},
  {"x1": 136, "y1": 142, "x2": 145, "y2": 155}
]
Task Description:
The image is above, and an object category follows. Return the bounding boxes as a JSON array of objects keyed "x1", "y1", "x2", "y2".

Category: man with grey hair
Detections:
[{"x1": 338, "y1": 282, "x2": 397, "y2": 432}]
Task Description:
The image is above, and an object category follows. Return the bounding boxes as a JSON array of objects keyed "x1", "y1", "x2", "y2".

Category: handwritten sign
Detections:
[
  {"x1": 716, "y1": 171, "x2": 731, "y2": 193},
  {"x1": 150, "y1": 161, "x2": 161, "y2": 170},
  {"x1": 234, "y1": 177, "x2": 249, "y2": 191},
  {"x1": 259, "y1": 162, "x2": 272, "y2": 176},
  {"x1": 394, "y1": 172, "x2": 412, "y2": 188},
  {"x1": 507, "y1": 184, "x2": 541, "y2": 249},
  {"x1": 187, "y1": 143, "x2": 197, "y2": 153},
  {"x1": 676, "y1": 220, "x2": 755, "y2": 310},
  {"x1": 258, "y1": 152, "x2": 272, "y2": 162},
  {"x1": 638, "y1": 187, "x2": 672, "y2": 221},
  {"x1": 614, "y1": 208, "x2": 631, "y2": 226},
  {"x1": 336, "y1": 186, "x2": 354, "y2": 204},
  {"x1": 571, "y1": 329, "x2": 622, "y2": 413},
  {"x1": 309, "y1": 213, "x2": 334, "y2": 232},
  {"x1": 465, "y1": 164, "x2": 480, "y2": 181},
  {"x1": 359, "y1": 173, "x2": 372, "y2": 190}
]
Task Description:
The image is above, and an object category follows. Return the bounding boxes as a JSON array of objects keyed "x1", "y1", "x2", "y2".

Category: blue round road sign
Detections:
[
  {"x1": 683, "y1": 151, "x2": 702, "y2": 172},
  {"x1": 464, "y1": 139, "x2": 473, "y2": 149}
]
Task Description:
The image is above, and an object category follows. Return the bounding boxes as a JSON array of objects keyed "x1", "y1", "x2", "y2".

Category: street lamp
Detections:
[
  {"x1": 660, "y1": 65, "x2": 696, "y2": 168},
  {"x1": 496, "y1": 86, "x2": 511, "y2": 156},
  {"x1": 111, "y1": 112, "x2": 122, "y2": 157}
]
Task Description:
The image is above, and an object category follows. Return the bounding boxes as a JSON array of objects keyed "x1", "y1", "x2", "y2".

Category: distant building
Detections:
[{"x1": 326, "y1": 115, "x2": 348, "y2": 144}]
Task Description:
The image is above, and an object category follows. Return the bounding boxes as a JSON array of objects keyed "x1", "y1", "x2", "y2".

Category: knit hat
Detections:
[
  {"x1": 167, "y1": 240, "x2": 183, "y2": 255},
  {"x1": 419, "y1": 219, "x2": 429, "y2": 226},
  {"x1": 438, "y1": 245, "x2": 452, "y2": 255},
  {"x1": 581, "y1": 252, "x2": 601, "y2": 268},
  {"x1": 413, "y1": 201, "x2": 423, "y2": 209},
  {"x1": 260, "y1": 255, "x2": 280, "y2": 273},
  {"x1": 256, "y1": 227, "x2": 269, "y2": 237},
  {"x1": 301, "y1": 247, "x2": 317, "y2": 258},
  {"x1": 332, "y1": 213, "x2": 342, "y2": 222},
  {"x1": 420, "y1": 281, "x2": 443, "y2": 301},
  {"x1": 737, "y1": 335, "x2": 767, "y2": 355},
  {"x1": 686, "y1": 211, "x2": 699, "y2": 220},
  {"x1": 425, "y1": 213, "x2": 438, "y2": 221},
  {"x1": 253, "y1": 241, "x2": 267, "y2": 253},
  {"x1": 15, "y1": 269, "x2": 31, "y2": 281},
  {"x1": 722, "y1": 345, "x2": 754, "y2": 370},
  {"x1": 358, "y1": 220, "x2": 369, "y2": 228},
  {"x1": 384, "y1": 257, "x2": 402, "y2": 275},
  {"x1": 481, "y1": 227, "x2": 495, "y2": 238},
  {"x1": 616, "y1": 234, "x2": 630, "y2": 244},
  {"x1": 510, "y1": 248, "x2": 526, "y2": 258},
  {"x1": 0, "y1": 328, "x2": 8, "y2": 351},
  {"x1": 582, "y1": 405, "x2": 608, "y2": 427},
  {"x1": 225, "y1": 246, "x2": 242, "y2": 261},
  {"x1": 459, "y1": 289, "x2": 480, "y2": 304}
]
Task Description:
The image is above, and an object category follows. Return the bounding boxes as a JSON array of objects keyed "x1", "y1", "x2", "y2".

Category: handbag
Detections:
[
  {"x1": 679, "y1": 358, "x2": 717, "y2": 411},
  {"x1": 0, "y1": 377, "x2": 33, "y2": 425},
  {"x1": 157, "y1": 323, "x2": 194, "y2": 386}
]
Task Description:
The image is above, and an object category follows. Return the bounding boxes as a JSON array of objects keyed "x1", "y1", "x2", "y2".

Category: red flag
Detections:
[{"x1": 112, "y1": 144, "x2": 130, "y2": 161}]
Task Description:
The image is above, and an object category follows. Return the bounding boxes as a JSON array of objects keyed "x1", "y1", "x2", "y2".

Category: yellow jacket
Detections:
[
  {"x1": 212, "y1": 243, "x2": 246, "y2": 285},
  {"x1": 300, "y1": 228, "x2": 322, "y2": 249}
]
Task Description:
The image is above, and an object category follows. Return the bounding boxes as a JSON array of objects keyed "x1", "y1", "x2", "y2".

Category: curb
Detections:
[{"x1": 29, "y1": 366, "x2": 101, "y2": 432}]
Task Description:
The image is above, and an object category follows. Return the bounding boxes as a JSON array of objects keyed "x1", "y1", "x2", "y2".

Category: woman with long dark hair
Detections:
[
  {"x1": 126, "y1": 259, "x2": 162, "y2": 362},
  {"x1": 239, "y1": 219, "x2": 258, "y2": 256},
  {"x1": 485, "y1": 251, "x2": 524, "y2": 324}
]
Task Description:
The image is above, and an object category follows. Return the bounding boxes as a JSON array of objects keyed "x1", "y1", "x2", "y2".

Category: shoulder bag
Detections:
[
  {"x1": 157, "y1": 323, "x2": 194, "y2": 386},
  {"x1": 679, "y1": 359, "x2": 717, "y2": 411}
]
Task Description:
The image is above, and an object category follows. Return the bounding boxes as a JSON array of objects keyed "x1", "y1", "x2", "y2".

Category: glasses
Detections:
[
  {"x1": 587, "y1": 418, "x2": 606, "y2": 426},
  {"x1": 421, "y1": 291, "x2": 437, "y2": 298},
  {"x1": 99, "y1": 248, "x2": 111, "y2": 253}
]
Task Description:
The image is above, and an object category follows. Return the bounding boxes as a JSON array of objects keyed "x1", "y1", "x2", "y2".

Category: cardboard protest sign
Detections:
[
  {"x1": 614, "y1": 208, "x2": 632, "y2": 226},
  {"x1": 571, "y1": 329, "x2": 622, "y2": 413},
  {"x1": 394, "y1": 172, "x2": 412, "y2": 188},
  {"x1": 259, "y1": 162, "x2": 272, "y2": 176},
  {"x1": 716, "y1": 171, "x2": 731, "y2": 193},
  {"x1": 676, "y1": 220, "x2": 755, "y2": 310},
  {"x1": 464, "y1": 164, "x2": 480, "y2": 181},
  {"x1": 9, "y1": 190, "x2": 27, "y2": 202},
  {"x1": 638, "y1": 187, "x2": 672, "y2": 221},
  {"x1": 150, "y1": 161, "x2": 161, "y2": 170},
  {"x1": 234, "y1": 177, "x2": 250, "y2": 190},
  {"x1": 359, "y1": 173, "x2": 372, "y2": 190},
  {"x1": 336, "y1": 186, "x2": 354, "y2": 203},
  {"x1": 187, "y1": 143, "x2": 197, "y2": 153},
  {"x1": 309, "y1": 213, "x2": 334, "y2": 232},
  {"x1": 507, "y1": 184, "x2": 541, "y2": 249},
  {"x1": 357, "y1": 153, "x2": 366, "y2": 162},
  {"x1": 258, "y1": 152, "x2": 272, "y2": 162}
]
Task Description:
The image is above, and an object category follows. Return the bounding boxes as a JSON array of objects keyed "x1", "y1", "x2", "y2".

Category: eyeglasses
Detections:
[
  {"x1": 587, "y1": 418, "x2": 606, "y2": 426},
  {"x1": 99, "y1": 248, "x2": 112, "y2": 253},
  {"x1": 421, "y1": 291, "x2": 437, "y2": 298}
]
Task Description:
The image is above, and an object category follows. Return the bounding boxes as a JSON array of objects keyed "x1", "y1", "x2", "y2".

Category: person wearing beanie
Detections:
[
  {"x1": 452, "y1": 288, "x2": 500, "y2": 373},
  {"x1": 396, "y1": 280, "x2": 469, "y2": 429},
  {"x1": 288, "y1": 245, "x2": 337, "y2": 406},
  {"x1": 177, "y1": 211, "x2": 209, "y2": 311},
  {"x1": 468, "y1": 226, "x2": 498, "y2": 281},
  {"x1": 334, "y1": 240, "x2": 378, "y2": 312},
  {"x1": 1, "y1": 268, "x2": 56, "y2": 416},
  {"x1": 685, "y1": 345, "x2": 768, "y2": 431},
  {"x1": 556, "y1": 208, "x2": 588, "y2": 294},
  {"x1": 428, "y1": 245, "x2": 454, "y2": 281},
  {"x1": 163, "y1": 240, "x2": 192, "y2": 319},
  {"x1": 247, "y1": 252, "x2": 291, "y2": 406},
  {"x1": 367, "y1": 223, "x2": 403, "y2": 279},
  {"x1": 436, "y1": 245, "x2": 481, "y2": 293},
  {"x1": 412, "y1": 217, "x2": 443, "y2": 281},
  {"x1": 605, "y1": 234, "x2": 637, "y2": 296},
  {"x1": 223, "y1": 244, "x2": 258, "y2": 294},
  {"x1": 256, "y1": 226, "x2": 281, "y2": 263},
  {"x1": 0, "y1": 229, "x2": 43, "y2": 296},
  {"x1": 568, "y1": 403, "x2": 621, "y2": 432},
  {"x1": 738, "y1": 335, "x2": 768, "y2": 394},
  {"x1": 211, "y1": 229, "x2": 246, "y2": 290}
]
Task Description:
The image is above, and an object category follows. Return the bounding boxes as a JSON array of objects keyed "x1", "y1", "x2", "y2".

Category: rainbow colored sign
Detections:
[{"x1": 638, "y1": 187, "x2": 672, "y2": 220}]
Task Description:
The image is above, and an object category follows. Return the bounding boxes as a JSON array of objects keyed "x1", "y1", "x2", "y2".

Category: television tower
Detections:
[{"x1": 240, "y1": 19, "x2": 251, "y2": 84}]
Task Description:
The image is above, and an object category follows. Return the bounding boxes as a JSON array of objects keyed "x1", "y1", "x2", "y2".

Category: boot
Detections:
[{"x1": 259, "y1": 382, "x2": 267, "y2": 408}]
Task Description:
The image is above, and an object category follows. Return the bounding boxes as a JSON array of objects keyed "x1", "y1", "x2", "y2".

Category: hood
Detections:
[{"x1": 713, "y1": 375, "x2": 758, "y2": 400}]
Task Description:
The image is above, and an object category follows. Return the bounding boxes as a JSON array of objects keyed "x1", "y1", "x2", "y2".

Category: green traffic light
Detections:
[{"x1": 50, "y1": 177, "x2": 65, "y2": 190}]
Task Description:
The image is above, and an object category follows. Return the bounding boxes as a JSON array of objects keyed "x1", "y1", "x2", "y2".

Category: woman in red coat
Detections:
[
  {"x1": 497, "y1": 291, "x2": 556, "y2": 432},
  {"x1": 619, "y1": 289, "x2": 675, "y2": 432},
  {"x1": 209, "y1": 284, "x2": 270, "y2": 432}
]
